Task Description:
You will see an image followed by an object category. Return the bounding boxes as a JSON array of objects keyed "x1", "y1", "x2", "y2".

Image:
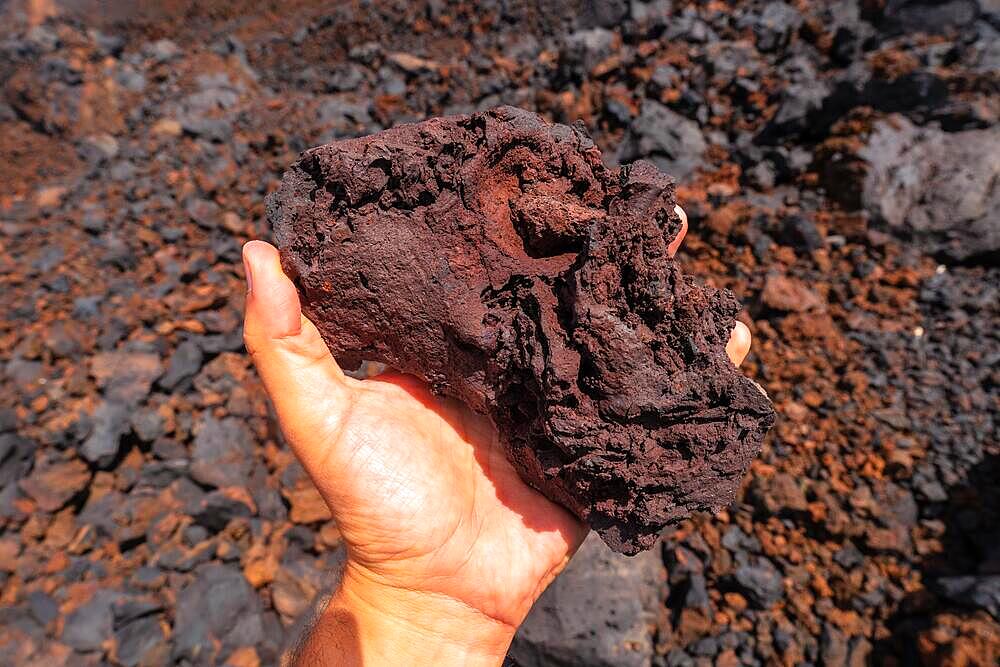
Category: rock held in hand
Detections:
[{"x1": 269, "y1": 106, "x2": 775, "y2": 554}]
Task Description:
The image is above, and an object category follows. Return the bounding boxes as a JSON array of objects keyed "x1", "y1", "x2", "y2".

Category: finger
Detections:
[
  {"x1": 242, "y1": 240, "x2": 350, "y2": 457},
  {"x1": 726, "y1": 322, "x2": 752, "y2": 367},
  {"x1": 667, "y1": 205, "x2": 688, "y2": 257}
]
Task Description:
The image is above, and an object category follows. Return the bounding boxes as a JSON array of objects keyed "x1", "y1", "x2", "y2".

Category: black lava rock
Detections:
[{"x1": 731, "y1": 559, "x2": 784, "y2": 609}]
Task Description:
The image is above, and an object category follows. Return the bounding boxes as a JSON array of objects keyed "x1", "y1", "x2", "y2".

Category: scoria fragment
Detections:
[{"x1": 268, "y1": 106, "x2": 775, "y2": 554}]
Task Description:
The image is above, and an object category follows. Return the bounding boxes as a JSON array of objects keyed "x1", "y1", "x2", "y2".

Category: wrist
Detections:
[{"x1": 299, "y1": 562, "x2": 516, "y2": 666}]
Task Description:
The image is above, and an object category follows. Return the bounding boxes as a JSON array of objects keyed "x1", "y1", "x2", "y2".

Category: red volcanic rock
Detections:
[{"x1": 269, "y1": 106, "x2": 775, "y2": 554}]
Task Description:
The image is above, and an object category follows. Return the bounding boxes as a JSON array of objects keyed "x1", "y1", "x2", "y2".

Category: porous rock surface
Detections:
[{"x1": 269, "y1": 106, "x2": 775, "y2": 554}]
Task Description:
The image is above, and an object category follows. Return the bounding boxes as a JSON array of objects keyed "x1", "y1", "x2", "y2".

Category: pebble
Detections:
[
  {"x1": 19, "y1": 458, "x2": 91, "y2": 512},
  {"x1": 158, "y1": 340, "x2": 204, "y2": 390},
  {"x1": 173, "y1": 564, "x2": 264, "y2": 663},
  {"x1": 80, "y1": 400, "x2": 130, "y2": 468},
  {"x1": 0, "y1": 434, "x2": 36, "y2": 487},
  {"x1": 115, "y1": 615, "x2": 166, "y2": 667},
  {"x1": 935, "y1": 576, "x2": 1000, "y2": 620},
  {"x1": 732, "y1": 560, "x2": 785, "y2": 609},
  {"x1": 90, "y1": 352, "x2": 162, "y2": 405},
  {"x1": 761, "y1": 274, "x2": 825, "y2": 313},
  {"x1": 616, "y1": 101, "x2": 707, "y2": 178},
  {"x1": 61, "y1": 591, "x2": 116, "y2": 652},
  {"x1": 188, "y1": 416, "x2": 254, "y2": 489}
]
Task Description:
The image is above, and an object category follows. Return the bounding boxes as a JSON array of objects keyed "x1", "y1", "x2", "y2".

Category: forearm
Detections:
[{"x1": 289, "y1": 566, "x2": 516, "y2": 666}]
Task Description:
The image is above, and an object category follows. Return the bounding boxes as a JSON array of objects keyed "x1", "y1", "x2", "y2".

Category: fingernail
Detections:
[
  {"x1": 674, "y1": 205, "x2": 687, "y2": 226},
  {"x1": 242, "y1": 247, "x2": 254, "y2": 294}
]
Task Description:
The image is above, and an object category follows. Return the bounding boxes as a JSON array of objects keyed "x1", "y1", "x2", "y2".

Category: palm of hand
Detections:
[{"x1": 301, "y1": 369, "x2": 586, "y2": 629}]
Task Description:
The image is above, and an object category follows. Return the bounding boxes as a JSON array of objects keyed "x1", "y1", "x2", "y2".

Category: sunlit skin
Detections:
[{"x1": 241, "y1": 206, "x2": 753, "y2": 665}]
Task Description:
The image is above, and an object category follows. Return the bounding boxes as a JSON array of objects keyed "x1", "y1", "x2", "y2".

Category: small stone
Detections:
[
  {"x1": 316, "y1": 96, "x2": 372, "y2": 131},
  {"x1": 43, "y1": 321, "x2": 81, "y2": 358},
  {"x1": 617, "y1": 100, "x2": 708, "y2": 178},
  {"x1": 173, "y1": 564, "x2": 263, "y2": 662},
  {"x1": 0, "y1": 537, "x2": 21, "y2": 572},
  {"x1": 100, "y1": 234, "x2": 137, "y2": 270},
  {"x1": 131, "y1": 566, "x2": 166, "y2": 590},
  {"x1": 271, "y1": 566, "x2": 321, "y2": 623},
  {"x1": 716, "y1": 648, "x2": 741, "y2": 667},
  {"x1": 183, "y1": 524, "x2": 209, "y2": 547},
  {"x1": 90, "y1": 351, "x2": 162, "y2": 405},
  {"x1": 914, "y1": 473, "x2": 949, "y2": 502},
  {"x1": 752, "y1": 2, "x2": 803, "y2": 52},
  {"x1": 221, "y1": 211, "x2": 244, "y2": 234},
  {"x1": 80, "y1": 400, "x2": 130, "y2": 468},
  {"x1": 152, "y1": 118, "x2": 183, "y2": 136},
  {"x1": 761, "y1": 274, "x2": 825, "y2": 312},
  {"x1": 244, "y1": 554, "x2": 279, "y2": 588},
  {"x1": 829, "y1": 116, "x2": 1000, "y2": 263},
  {"x1": 833, "y1": 542, "x2": 864, "y2": 569},
  {"x1": 61, "y1": 590, "x2": 116, "y2": 652},
  {"x1": 0, "y1": 407, "x2": 17, "y2": 432},
  {"x1": 762, "y1": 472, "x2": 808, "y2": 513},
  {"x1": 19, "y1": 458, "x2": 91, "y2": 512},
  {"x1": 934, "y1": 576, "x2": 1000, "y2": 619},
  {"x1": 152, "y1": 437, "x2": 188, "y2": 461},
  {"x1": 180, "y1": 115, "x2": 234, "y2": 142},
  {"x1": 685, "y1": 573, "x2": 711, "y2": 610},
  {"x1": 563, "y1": 27, "x2": 617, "y2": 74},
  {"x1": 691, "y1": 637, "x2": 719, "y2": 656},
  {"x1": 189, "y1": 416, "x2": 254, "y2": 489},
  {"x1": 281, "y1": 463, "x2": 331, "y2": 524},
  {"x1": 732, "y1": 559, "x2": 785, "y2": 609},
  {"x1": 882, "y1": 0, "x2": 980, "y2": 33},
  {"x1": 387, "y1": 52, "x2": 439, "y2": 74},
  {"x1": 666, "y1": 648, "x2": 695, "y2": 667},
  {"x1": 130, "y1": 408, "x2": 166, "y2": 443},
  {"x1": 72, "y1": 296, "x2": 103, "y2": 319},
  {"x1": 865, "y1": 525, "x2": 909, "y2": 554},
  {"x1": 821, "y1": 624, "x2": 849, "y2": 666},
  {"x1": 159, "y1": 340, "x2": 204, "y2": 390},
  {"x1": 780, "y1": 216, "x2": 824, "y2": 252},
  {"x1": 115, "y1": 67, "x2": 146, "y2": 92},
  {"x1": 190, "y1": 487, "x2": 256, "y2": 532},
  {"x1": 327, "y1": 63, "x2": 366, "y2": 92},
  {"x1": 80, "y1": 133, "x2": 119, "y2": 161},
  {"x1": 157, "y1": 542, "x2": 214, "y2": 573},
  {"x1": 115, "y1": 616, "x2": 166, "y2": 667},
  {"x1": 186, "y1": 198, "x2": 222, "y2": 230},
  {"x1": 721, "y1": 525, "x2": 760, "y2": 553},
  {"x1": 0, "y1": 433, "x2": 36, "y2": 487},
  {"x1": 848, "y1": 637, "x2": 872, "y2": 667},
  {"x1": 26, "y1": 591, "x2": 59, "y2": 626},
  {"x1": 36, "y1": 186, "x2": 68, "y2": 209},
  {"x1": 145, "y1": 39, "x2": 181, "y2": 62}
]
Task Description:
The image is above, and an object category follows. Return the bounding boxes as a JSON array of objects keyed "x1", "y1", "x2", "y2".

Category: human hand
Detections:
[{"x1": 241, "y1": 207, "x2": 752, "y2": 666}]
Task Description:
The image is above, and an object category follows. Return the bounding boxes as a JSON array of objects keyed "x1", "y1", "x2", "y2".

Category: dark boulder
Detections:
[{"x1": 509, "y1": 533, "x2": 666, "y2": 666}]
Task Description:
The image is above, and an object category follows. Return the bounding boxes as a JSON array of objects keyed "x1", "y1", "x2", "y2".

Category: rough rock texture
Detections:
[
  {"x1": 822, "y1": 115, "x2": 1000, "y2": 264},
  {"x1": 508, "y1": 532, "x2": 666, "y2": 666},
  {"x1": 269, "y1": 106, "x2": 775, "y2": 554},
  {"x1": 860, "y1": 119, "x2": 1000, "y2": 264}
]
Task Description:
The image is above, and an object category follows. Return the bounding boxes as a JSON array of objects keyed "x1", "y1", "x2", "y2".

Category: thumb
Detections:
[{"x1": 242, "y1": 240, "x2": 351, "y2": 464}]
